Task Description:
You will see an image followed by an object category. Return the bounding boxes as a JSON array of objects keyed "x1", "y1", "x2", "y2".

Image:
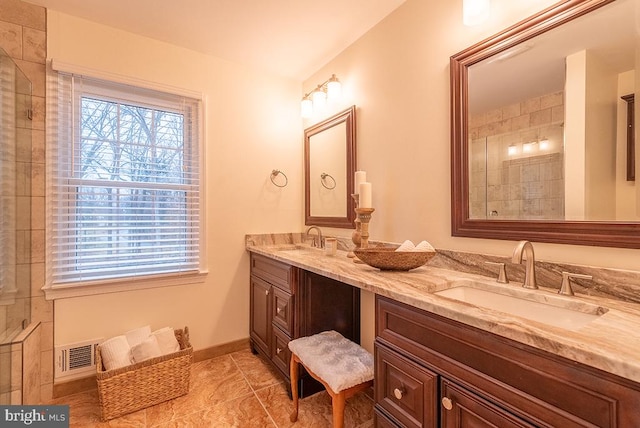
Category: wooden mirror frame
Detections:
[
  {"x1": 305, "y1": 105, "x2": 357, "y2": 228},
  {"x1": 450, "y1": 0, "x2": 640, "y2": 249}
]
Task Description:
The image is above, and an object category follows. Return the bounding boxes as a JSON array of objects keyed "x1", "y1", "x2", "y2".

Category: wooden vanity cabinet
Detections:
[
  {"x1": 249, "y1": 253, "x2": 360, "y2": 397},
  {"x1": 374, "y1": 295, "x2": 640, "y2": 428}
]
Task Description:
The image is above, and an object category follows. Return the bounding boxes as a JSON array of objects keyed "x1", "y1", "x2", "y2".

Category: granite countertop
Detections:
[{"x1": 246, "y1": 241, "x2": 640, "y2": 384}]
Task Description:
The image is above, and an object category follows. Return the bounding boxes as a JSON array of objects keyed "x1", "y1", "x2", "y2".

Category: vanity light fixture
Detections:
[
  {"x1": 463, "y1": 0, "x2": 490, "y2": 26},
  {"x1": 301, "y1": 74, "x2": 342, "y2": 118},
  {"x1": 539, "y1": 138, "x2": 550, "y2": 150},
  {"x1": 507, "y1": 144, "x2": 517, "y2": 156},
  {"x1": 522, "y1": 141, "x2": 537, "y2": 153}
]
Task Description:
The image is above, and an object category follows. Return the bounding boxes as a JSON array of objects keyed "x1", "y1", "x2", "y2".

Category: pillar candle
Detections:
[
  {"x1": 359, "y1": 182, "x2": 372, "y2": 208},
  {"x1": 354, "y1": 171, "x2": 366, "y2": 193}
]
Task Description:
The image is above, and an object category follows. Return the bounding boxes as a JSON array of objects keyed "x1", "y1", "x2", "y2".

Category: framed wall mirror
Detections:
[
  {"x1": 305, "y1": 105, "x2": 357, "y2": 228},
  {"x1": 451, "y1": 0, "x2": 640, "y2": 248}
]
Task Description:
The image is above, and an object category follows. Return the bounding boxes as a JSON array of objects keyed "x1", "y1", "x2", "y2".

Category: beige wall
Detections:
[
  {"x1": 48, "y1": 12, "x2": 303, "y2": 355},
  {"x1": 12, "y1": 0, "x2": 640, "y2": 395},
  {"x1": 305, "y1": 0, "x2": 640, "y2": 271}
]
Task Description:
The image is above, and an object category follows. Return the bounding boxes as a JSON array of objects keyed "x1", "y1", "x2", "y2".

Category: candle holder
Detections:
[
  {"x1": 347, "y1": 194, "x2": 360, "y2": 258},
  {"x1": 355, "y1": 207, "x2": 375, "y2": 250}
]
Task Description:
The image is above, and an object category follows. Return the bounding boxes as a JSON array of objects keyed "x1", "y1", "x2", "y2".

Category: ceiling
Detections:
[{"x1": 24, "y1": 0, "x2": 406, "y2": 80}]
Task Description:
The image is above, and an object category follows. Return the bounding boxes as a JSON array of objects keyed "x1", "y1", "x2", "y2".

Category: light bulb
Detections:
[
  {"x1": 312, "y1": 87, "x2": 326, "y2": 110},
  {"x1": 508, "y1": 144, "x2": 517, "y2": 156},
  {"x1": 539, "y1": 138, "x2": 549, "y2": 150},
  {"x1": 327, "y1": 75, "x2": 342, "y2": 101}
]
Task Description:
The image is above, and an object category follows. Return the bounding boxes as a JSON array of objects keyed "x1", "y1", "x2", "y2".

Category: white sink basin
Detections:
[{"x1": 435, "y1": 283, "x2": 607, "y2": 331}]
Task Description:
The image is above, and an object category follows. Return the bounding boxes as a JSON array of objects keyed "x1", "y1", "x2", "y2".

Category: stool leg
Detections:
[
  {"x1": 289, "y1": 353, "x2": 299, "y2": 422},
  {"x1": 331, "y1": 391, "x2": 346, "y2": 428}
]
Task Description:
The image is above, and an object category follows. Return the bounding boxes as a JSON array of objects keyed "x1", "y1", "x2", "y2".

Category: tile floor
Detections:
[{"x1": 47, "y1": 347, "x2": 374, "y2": 427}]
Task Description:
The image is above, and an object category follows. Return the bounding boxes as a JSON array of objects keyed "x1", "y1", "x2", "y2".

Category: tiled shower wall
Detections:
[
  {"x1": 0, "y1": 0, "x2": 50, "y2": 403},
  {"x1": 469, "y1": 91, "x2": 565, "y2": 220}
]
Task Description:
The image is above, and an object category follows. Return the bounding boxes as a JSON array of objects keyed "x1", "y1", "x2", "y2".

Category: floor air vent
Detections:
[{"x1": 55, "y1": 338, "x2": 103, "y2": 381}]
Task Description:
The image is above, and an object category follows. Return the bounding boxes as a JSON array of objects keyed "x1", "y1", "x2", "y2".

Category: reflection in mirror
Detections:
[
  {"x1": 451, "y1": 0, "x2": 640, "y2": 248},
  {"x1": 305, "y1": 106, "x2": 356, "y2": 228}
]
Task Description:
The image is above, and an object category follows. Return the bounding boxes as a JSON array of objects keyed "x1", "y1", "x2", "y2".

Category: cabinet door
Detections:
[
  {"x1": 441, "y1": 379, "x2": 535, "y2": 428},
  {"x1": 375, "y1": 344, "x2": 438, "y2": 428},
  {"x1": 250, "y1": 276, "x2": 271, "y2": 356},
  {"x1": 272, "y1": 287, "x2": 293, "y2": 335},
  {"x1": 271, "y1": 326, "x2": 291, "y2": 378}
]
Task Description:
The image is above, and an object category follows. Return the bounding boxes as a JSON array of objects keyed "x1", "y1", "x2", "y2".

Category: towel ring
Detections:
[
  {"x1": 320, "y1": 173, "x2": 336, "y2": 190},
  {"x1": 270, "y1": 169, "x2": 288, "y2": 188}
]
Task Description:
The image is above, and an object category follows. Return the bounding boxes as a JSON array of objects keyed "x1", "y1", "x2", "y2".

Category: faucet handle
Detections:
[
  {"x1": 559, "y1": 272, "x2": 592, "y2": 296},
  {"x1": 485, "y1": 262, "x2": 509, "y2": 284}
]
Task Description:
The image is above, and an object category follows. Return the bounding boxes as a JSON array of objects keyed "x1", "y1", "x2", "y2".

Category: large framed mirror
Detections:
[
  {"x1": 305, "y1": 105, "x2": 357, "y2": 228},
  {"x1": 451, "y1": 0, "x2": 640, "y2": 248}
]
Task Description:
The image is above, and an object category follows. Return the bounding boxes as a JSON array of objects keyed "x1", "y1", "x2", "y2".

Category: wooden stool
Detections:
[{"x1": 288, "y1": 331, "x2": 374, "y2": 428}]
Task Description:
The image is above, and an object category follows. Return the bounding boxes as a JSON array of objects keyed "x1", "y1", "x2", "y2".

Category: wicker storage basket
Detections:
[{"x1": 96, "y1": 326, "x2": 193, "y2": 421}]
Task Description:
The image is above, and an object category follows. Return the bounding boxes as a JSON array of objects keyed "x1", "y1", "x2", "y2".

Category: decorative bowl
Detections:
[{"x1": 353, "y1": 247, "x2": 436, "y2": 271}]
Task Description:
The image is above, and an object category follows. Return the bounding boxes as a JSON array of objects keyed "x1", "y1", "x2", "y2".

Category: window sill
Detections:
[{"x1": 42, "y1": 271, "x2": 208, "y2": 300}]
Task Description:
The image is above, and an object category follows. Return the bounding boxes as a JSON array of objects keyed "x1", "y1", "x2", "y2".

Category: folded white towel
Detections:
[
  {"x1": 125, "y1": 325, "x2": 151, "y2": 347},
  {"x1": 131, "y1": 335, "x2": 163, "y2": 363},
  {"x1": 152, "y1": 327, "x2": 180, "y2": 355},
  {"x1": 414, "y1": 240, "x2": 435, "y2": 252},
  {"x1": 395, "y1": 240, "x2": 415, "y2": 252},
  {"x1": 100, "y1": 335, "x2": 132, "y2": 371}
]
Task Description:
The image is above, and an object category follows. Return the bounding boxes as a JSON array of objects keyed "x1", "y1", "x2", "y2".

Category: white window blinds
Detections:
[{"x1": 47, "y1": 71, "x2": 202, "y2": 286}]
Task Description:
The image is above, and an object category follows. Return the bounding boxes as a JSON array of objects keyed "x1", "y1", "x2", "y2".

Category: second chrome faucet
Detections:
[{"x1": 512, "y1": 240, "x2": 538, "y2": 289}]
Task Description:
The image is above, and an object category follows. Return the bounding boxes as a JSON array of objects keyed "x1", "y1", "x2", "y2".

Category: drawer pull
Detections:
[
  {"x1": 276, "y1": 307, "x2": 282, "y2": 314},
  {"x1": 265, "y1": 289, "x2": 269, "y2": 296},
  {"x1": 441, "y1": 397, "x2": 453, "y2": 411},
  {"x1": 276, "y1": 347, "x2": 282, "y2": 354},
  {"x1": 393, "y1": 387, "x2": 405, "y2": 400}
]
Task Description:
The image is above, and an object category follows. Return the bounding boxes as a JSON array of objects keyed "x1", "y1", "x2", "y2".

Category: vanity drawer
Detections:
[
  {"x1": 375, "y1": 408, "x2": 401, "y2": 428},
  {"x1": 271, "y1": 326, "x2": 291, "y2": 378},
  {"x1": 375, "y1": 343, "x2": 438, "y2": 428},
  {"x1": 272, "y1": 287, "x2": 293, "y2": 335},
  {"x1": 251, "y1": 254, "x2": 293, "y2": 291}
]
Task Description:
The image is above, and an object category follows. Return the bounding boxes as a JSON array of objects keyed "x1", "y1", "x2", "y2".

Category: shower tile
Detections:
[
  {"x1": 39, "y1": 349, "x2": 52, "y2": 386},
  {"x1": 501, "y1": 102, "x2": 521, "y2": 120},
  {"x1": 30, "y1": 162, "x2": 44, "y2": 196},
  {"x1": 30, "y1": 262, "x2": 44, "y2": 297},
  {"x1": 551, "y1": 105, "x2": 564, "y2": 123},
  {"x1": 14, "y1": 58, "x2": 45, "y2": 96},
  {"x1": 16, "y1": 196, "x2": 30, "y2": 230},
  {"x1": 511, "y1": 114, "x2": 530, "y2": 131},
  {"x1": 21, "y1": 27, "x2": 45, "y2": 64},
  {"x1": 541, "y1": 91, "x2": 563, "y2": 109},
  {"x1": 521, "y1": 97, "x2": 541, "y2": 114},
  {"x1": 30, "y1": 296, "x2": 52, "y2": 323},
  {"x1": 30, "y1": 95, "x2": 45, "y2": 130},
  {"x1": 16, "y1": 127, "x2": 31, "y2": 162},
  {"x1": 31, "y1": 196, "x2": 44, "y2": 230},
  {"x1": 31, "y1": 130, "x2": 44, "y2": 164},
  {"x1": 22, "y1": 324, "x2": 41, "y2": 404},
  {"x1": 530, "y1": 108, "x2": 552, "y2": 126},
  {"x1": 30, "y1": 229, "x2": 44, "y2": 263},
  {"x1": 0, "y1": 21, "x2": 21, "y2": 58},
  {"x1": 0, "y1": 0, "x2": 46, "y2": 31}
]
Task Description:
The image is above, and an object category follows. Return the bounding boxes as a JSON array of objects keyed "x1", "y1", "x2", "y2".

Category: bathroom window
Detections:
[{"x1": 46, "y1": 71, "x2": 204, "y2": 295}]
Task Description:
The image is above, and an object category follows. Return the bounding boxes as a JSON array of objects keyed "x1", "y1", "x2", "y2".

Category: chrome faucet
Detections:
[
  {"x1": 305, "y1": 226, "x2": 323, "y2": 248},
  {"x1": 512, "y1": 240, "x2": 538, "y2": 289}
]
